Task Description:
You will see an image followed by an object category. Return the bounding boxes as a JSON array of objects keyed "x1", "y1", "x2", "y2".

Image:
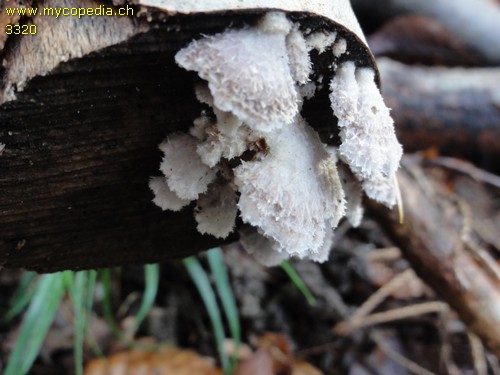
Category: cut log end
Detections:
[{"x1": 0, "y1": 3, "x2": 377, "y2": 272}]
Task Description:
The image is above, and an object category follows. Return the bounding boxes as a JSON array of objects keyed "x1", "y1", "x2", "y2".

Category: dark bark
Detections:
[
  {"x1": 0, "y1": 10, "x2": 376, "y2": 272},
  {"x1": 369, "y1": 15, "x2": 485, "y2": 66},
  {"x1": 0, "y1": 23, "x2": 235, "y2": 272},
  {"x1": 352, "y1": 0, "x2": 500, "y2": 64},
  {"x1": 379, "y1": 58, "x2": 500, "y2": 171}
]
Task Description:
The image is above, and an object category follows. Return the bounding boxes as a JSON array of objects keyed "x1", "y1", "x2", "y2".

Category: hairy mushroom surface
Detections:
[{"x1": 151, "y1": 11, "x2": 403, "y2": 265}]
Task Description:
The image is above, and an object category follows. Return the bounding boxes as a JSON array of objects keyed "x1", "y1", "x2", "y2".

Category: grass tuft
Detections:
[
  {"x1": 281, "y1": 260, "x2": 317, "y2": 306},
  {"x1": 183, "y1": 253, "x2": 232, "y2": 375},
  {"x1": 207, "y1": 248, "x2": 241, "y2": 370},
  {"x1": 67, "y1": 270, "x2": 98, "y2": 375},
  {"x1": 4, "y1": 272, "x2": 68, "y2": 375}
]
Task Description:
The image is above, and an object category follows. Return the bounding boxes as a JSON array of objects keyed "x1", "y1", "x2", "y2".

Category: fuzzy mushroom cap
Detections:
[
  {"x1": 234, "y1": 116, "x2": 345, "y2": 257},
  {"x1": 239, "y1": 229, "x2": 290, "y2": 267},
  {"x1": 149, "y1": 176, "x2": 190, "y2": 211},
  {"x1": 195, "y1": 182, "x2": 238, "y2": 239},
  {"x1": 175, "y1": 14, "x2": 299, "y2": 132},
  {"x1": 285, "y1": 25, "x2": 312, "y2": 85},
  {"x1": 159, "y1": 133, "x2": 217, "y2": 200},
  {"x1": 151, "y1": 11, "x2": 403, "y2": 266},
  {"x1": 306, "y1": 31, "x2": 337, "y2": 54},
  {"x1": 193, "y1": 84, "x2": 252, "y2": 168},
  {"x1": 330, "y1": 62, "x2": 403, "y2": 206}
]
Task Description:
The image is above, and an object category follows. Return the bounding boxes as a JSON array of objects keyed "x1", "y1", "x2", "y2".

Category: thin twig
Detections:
[
  {"x1": 487, "y1": 353, "x2": 500, "y2": 375},
  {"x1": 370, "y1": 330, "x2": 437, "y2": 375},
  {"x1": 435, "y1": 308, "x2": 461, "y2": 375},
  {"x1": 366, "y1": 247, "x2": 401, "y2": 262},
  {"x1": 335, "y1": 301, "x2": 449, "y2": 335},
  {"x1": 457, "y1": 199, "x2": 500, "y2": 281},
  {"x1": 333, "y1": 269, "x2": 416, "y2": 335},
  {"x1": 464, "y1": 241, "x2": 500, "y2": 282},
  {"x1": 425, "y1": 156, "x2": 500, "y2": 189},
  {"x1": 353, "y1": 269, "x2": 415, "y2": 320},
  {"x1": 394, "y1": 174, "x2": 404, "y2": 224},
  {"x1": 467, "y1": 332, "x2": 488, "y2": 375}
]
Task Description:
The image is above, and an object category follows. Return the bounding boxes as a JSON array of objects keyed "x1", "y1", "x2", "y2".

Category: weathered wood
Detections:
[
  {"x1": 367, "y1": 162, "x2": 500, "y2": 358},
  {"x1": 352, "y1": 0, "x2": 500, "y2": 64},
  {"x1": 369, "y1": 15, "x2": 484, "y2": 66},
  {"x1": 0, "y1": 9, "x2": 377, "y2": 272},
  {"x1": 0, "y1": 20, "x2": 231, "y2": 272},
  {"x1": 379, "y1": 58, "x2": 500, "y2": 171}
]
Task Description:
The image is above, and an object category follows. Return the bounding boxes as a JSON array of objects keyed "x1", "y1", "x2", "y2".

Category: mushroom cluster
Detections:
[{"x1": 150, "y1": 12, "x2": 402, "y2": 265}]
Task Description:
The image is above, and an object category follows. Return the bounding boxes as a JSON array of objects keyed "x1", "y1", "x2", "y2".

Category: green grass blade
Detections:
[
  {"x1": 85, "y1": 271, "x2": 98, "y2": 318},
  {"x1": 126, "y1": 264, "x2": 159, "y2": 337},
  {"x1": 6, "y1": 272, "x2": 38, "y2": 321},
  {"x1": 100, "y1": 269, "x2": 124, "y2": 340},
  {"x1": 281, "y1": 261, "x2": 317, "y2": 306},
  {"x1": 5, "y1": 272, "x2": 68, "y2": 375},
  {"x1": 183, "y1": 256, "x2": 230, "y2": 375},
  {"x1": 207, "y1": 248, "x2": 240, "y2": 370},
  {"x1": 100, "y1": 268, "x2": 160, "y2": 351},
  {"x1": 84, "y1": 271, "x2": 102, "y2": 357},
  {"x1": 67, "y1": 272, "x2": 83, "y2": 375},
  {"x1": 67, "y1": 271, "x2": 97, "y2": 375}
]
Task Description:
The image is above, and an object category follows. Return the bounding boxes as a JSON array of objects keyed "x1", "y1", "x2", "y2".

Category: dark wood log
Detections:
[
  {"x1": 368, "y1": 15, "x2": 485, "y2": 66},
  {"x1": 379, "y1": 58, "x2": 500, "y2": 172},
  {"x1": 0, "y1": 6, "x2": 377, "y2": 272},
  {"x1": 0, "y1": 20, "x2": 235, "y2": 272},
  {"x1": 367, "y1": 162, "x2": 500, "y2": 358},
  {"x1": 352, "y1": 0, "x2": 500, "y2": 64}
]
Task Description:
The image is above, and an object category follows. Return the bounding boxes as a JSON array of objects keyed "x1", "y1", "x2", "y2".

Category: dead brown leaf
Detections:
[
  {"x1": 84, "y1": 345, "x2": 222, "y2": 375},
  {"x1": 235, "y1": 333, "x2": 323, "y2": 375}
]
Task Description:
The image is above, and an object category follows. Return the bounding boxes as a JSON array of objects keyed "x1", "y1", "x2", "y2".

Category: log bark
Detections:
[
  {"x1": 367, "y1": 162, "x2": 500, "y2": 358},
  {"x1": 379, "y1": 58, "x2": 500, "y2": 171},
  {"x1": 368, "y1": 15, "x2": 485, "y2": 66},
  {"x1": 0, "y1": 21, "x2": 235, "y2": 272},
  {"x1": 0, "y1": 5, "x2": 376, "y2": 272},
  {"x1": 351, "y1": 0, "x2": 500, "y2": 64}
]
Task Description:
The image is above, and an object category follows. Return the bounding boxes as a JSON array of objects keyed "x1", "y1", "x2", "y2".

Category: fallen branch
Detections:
[
  {"x1": 352, "y1": 0, "x2": 500, "y2": 64},
  {"x1": 334, "y1": 301, "x2": 448, "y2": 335},
  {"x1": 367, "y1": 162, "x2": 500, "y2": 357},
  {"x1": 0, "y1": 1, "x2": 379, "y2": 272},
  {"x1": 379, "y1": 59, "x2": 500, "y2": 168}
]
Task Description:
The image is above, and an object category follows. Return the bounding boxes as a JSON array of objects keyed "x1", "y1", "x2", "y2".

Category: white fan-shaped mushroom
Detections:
[
  {"x1": 309, "y1": 228, "x2": 335, "y2": 263},
  {"x1": 151, "y1": 11, "x2": 404, "y2": 265},
  {"x1": 239, "y1": 229, "x2": 290, "y2": 267},
  {"x1": 193, "y1": 84, "x2": 252, "y2": 168},
  {"x1": 330, "y1": 62, "x2": 402, "y2": 207},
  {"x1": 362, "y1": 177, "x2": 397, "y2": 207},
  {"x1": 195, "y1": 182, "x2": 238, "y2": 238},
  {"x1": 355, "y1": 68, "x2": 402, "y2": 178},
  {"x1": 175, "y1": 13, "x2": 298, "y2": 132},
  {"x1": 159, "y1": 133, "x2": 217, "y2": 200},
  {"x1": 337, "y1": 164, "x2": 364, "y2": 227},
  {"x1": 149, "y1": 176, "x2": 190, "y2": 212},
  {"x1": 332, "y1": 37, "x2": 347, "y2": 58},
  {"x1": 286, "y1": 25, "x2": 312, "y2": 85},
  {"x1": 234, "y1": 116, "x2": 345, "y2": 257},
  {"x1": 330, "y1": 61, "x2": 359, "y2": 124},
  {"x1": 306, "y1": 31, "x2": 337, "y2": 54}
]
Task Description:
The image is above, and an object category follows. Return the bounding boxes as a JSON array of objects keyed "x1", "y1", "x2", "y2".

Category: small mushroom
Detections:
[
  {"x1": 330, "y1": 62, "x2": 403, "y2": 206},
  {"x1": 175, "y1": 13, "x2": 298, "y2": 132},
  {"x1": 234, "y1": 115, "x2": 345, "y2": 258},
  {"x1": 150, "y1": 9, "x2": 403, "y2": 265},
  {"x1": 158, "y1": 133, "x2": 218, "y2": 201}
]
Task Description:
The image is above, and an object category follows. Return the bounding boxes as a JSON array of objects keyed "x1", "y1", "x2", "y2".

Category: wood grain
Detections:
[{"x1": 0, "y1": 12, "x2": 376, "y2": 272}]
